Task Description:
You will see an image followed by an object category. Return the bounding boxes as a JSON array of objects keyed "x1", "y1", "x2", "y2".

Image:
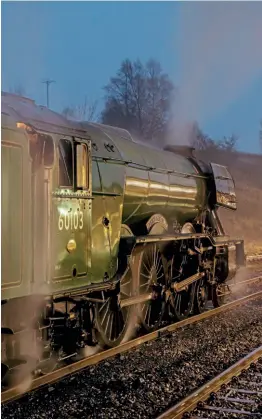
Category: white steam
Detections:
[{"x1": 170, "y1": 2, "x2": 262, "y2": 145}]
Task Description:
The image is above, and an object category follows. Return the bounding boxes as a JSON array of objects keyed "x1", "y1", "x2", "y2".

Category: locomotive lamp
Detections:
[
  {"x1": 16, "y1": 122, "x2": 28, "y2": 130},
  {"x1": 66, "y1": 239, "x2": 77, "y2": 253}
]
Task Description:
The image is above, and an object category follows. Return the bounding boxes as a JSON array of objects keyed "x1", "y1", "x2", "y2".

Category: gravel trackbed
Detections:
[{"x1": 2, "y1": 297, "x2": 262, "y2": 419}]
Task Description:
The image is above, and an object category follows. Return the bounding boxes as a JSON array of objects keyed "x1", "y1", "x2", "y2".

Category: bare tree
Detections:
[
  {"x1": 217, "y1": 134, "x2": 238, "y2": 151},
  {"x1": 62, "y1": 97, "x2": 99, "y2": 122},
  {"x1": 144, "y1": 60, "x2": 175, "y2": 142},
  {"x1": 101, "y1": 58, "x2": 174, "y2": 142},
  {"x1": 8, "y1": 84, "x2": 26, "y2": 96},
  {"x1": 189, "y1": 122, "x2": 238, "y2": 156},
  {"x1": 185, "y1": 121, "x2": 214, "y2": 150},
  {"x1": 62, "y1": 107, "x2": 76, "y2": 119}
]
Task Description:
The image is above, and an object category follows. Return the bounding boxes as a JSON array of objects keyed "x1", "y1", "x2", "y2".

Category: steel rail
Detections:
[
  {"x1": 229, "y1": 274, "x2": 262, "y2": 289},
  {"x1": 246, "y1": 254, "x2": 262, "y2": 262},
  {"x1": 2, "y1": 289, "x2": 262, "y2": 405},
  {"x1": 157, "y1": 345, "x2": 262, "y2": 419}
]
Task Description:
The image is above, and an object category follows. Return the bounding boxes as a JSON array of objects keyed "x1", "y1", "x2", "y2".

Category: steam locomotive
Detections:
[{"x1": 1, "y1": 92, "x2": 244, "y2": 380}]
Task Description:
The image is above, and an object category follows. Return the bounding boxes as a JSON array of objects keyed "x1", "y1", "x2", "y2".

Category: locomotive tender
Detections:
[{"x1": 1, "y1": 92, "x2": 244, "y2": 378}]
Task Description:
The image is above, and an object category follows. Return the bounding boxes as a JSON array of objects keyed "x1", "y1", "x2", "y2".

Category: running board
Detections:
[
  {"x1": 127, "y1": 234, "x2": 245, "y2": 267},
  {"x1": 134, "y1": 233, "x2": 239, "y2": 247}
]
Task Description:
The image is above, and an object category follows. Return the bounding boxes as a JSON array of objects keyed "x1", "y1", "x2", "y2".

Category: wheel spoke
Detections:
[
  {"x1": 96, "y1": 292, "x2": 128, "y2": 347},
  {"x1": 153, "y1": 247, "x2": 158, "y2": 269},
  {"x1": 121, "y1": 280, "x2": 130, "y2": 292},
  {"x1": 143, "y1": 261, "x2": 151, "y2": 274},
  {"x1": 141, "y1": 272, "x2": 151, "y2": 279},
  {"x1": 146, "y1": 248, "x2": 153, "y2": 266},
  {"x1": 140, "y1": 281, "x2": 150, "y2": 289},
  {"x1": 194, "y1": 279, "x2": 208, "y2": 314},
  {"x1": 145, "y1": 248, "x2": 151, "y2": 265},
  {"x1": 151, "y1": 245, "x2": 156, "y2": 266},
  {"x1": 135, "y1": 245, "x2": 166, "y2": 331},
  {"x1": 99, "y1": 298, "x2": 110, "y2": 314},
  {"x1": 107, "y1": 313, "x2": 114, "y2": 340},
  {"x1": 120, "y1": 271, "x2": 131, "y2": 297},
  {"x1": 120, "y1": 287, "x2": 130, "y2": 297},
  {"x1": 156, "y1": 257, "x2": 162, "y2": 275},
  {"x1": 100, "y1": 303, "x2": 110, "y2": 325},
  {"x1": 104, "y1": 311, "x2": 111, "y2": 335}
]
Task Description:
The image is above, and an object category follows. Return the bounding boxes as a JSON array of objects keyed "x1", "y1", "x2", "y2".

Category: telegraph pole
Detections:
[{"x1": 42, "y1": 79, "x2": 55, "y2": 108}]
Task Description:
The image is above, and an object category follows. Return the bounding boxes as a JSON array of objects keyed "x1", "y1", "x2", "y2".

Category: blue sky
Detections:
[{"x1": 2, "y1": 1, "x2": 262, "y2": 153}]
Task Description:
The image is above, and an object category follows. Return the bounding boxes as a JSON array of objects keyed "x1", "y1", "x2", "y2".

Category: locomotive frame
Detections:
[{"x1": 1, "y1": 92, "x2": 245, "y2": 381}]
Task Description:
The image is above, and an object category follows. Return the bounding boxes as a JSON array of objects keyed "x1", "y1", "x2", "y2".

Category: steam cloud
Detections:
[{"x1": 170, "y1": 2, "x2": 262, "y2": 145}]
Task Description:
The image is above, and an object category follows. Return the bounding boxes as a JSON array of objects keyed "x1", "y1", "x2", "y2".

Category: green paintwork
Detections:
[
  {"x1": 1, "y1": 116, "x2": 32, "y2": 301},
  {"x1": 1, "y1": 93, "x2": 207, "y2": 301}
]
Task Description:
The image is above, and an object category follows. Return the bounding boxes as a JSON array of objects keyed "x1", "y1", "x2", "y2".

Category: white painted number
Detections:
[{"x1": 58, "y1": 211, "x2": 84, "y2": 231}]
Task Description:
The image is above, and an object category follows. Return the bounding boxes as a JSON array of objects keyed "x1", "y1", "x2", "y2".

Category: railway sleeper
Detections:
[{"x1": 200, "y1": 404, "x2": 261, "y2": 416}]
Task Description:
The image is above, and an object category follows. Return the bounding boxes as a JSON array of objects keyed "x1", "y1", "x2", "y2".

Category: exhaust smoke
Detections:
[{"x1": 169, "y1": 2, "x2": 262, "y2": 146}]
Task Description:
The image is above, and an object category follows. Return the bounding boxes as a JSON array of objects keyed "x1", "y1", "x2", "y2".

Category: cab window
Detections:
[
  {"x1": 76, "y1": 143, "x2": 88, "y2": 189},
  {"x1": 58, "y1": 139, "x2": 73, "y2": 187}
]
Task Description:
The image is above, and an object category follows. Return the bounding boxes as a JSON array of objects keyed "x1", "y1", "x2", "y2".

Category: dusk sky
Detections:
[{"x1": 2, "y1": 1, "x2": 262, "y2": 154}]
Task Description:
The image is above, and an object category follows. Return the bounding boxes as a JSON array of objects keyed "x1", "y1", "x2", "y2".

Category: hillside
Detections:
[{"x1": 195, "y1": 149, "x2": 262, "y2": 255}]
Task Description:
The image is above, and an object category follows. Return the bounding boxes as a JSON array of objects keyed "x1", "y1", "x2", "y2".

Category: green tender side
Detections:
[{"x1": 1, "y1": 117, "x2": 32, "y2": 301}]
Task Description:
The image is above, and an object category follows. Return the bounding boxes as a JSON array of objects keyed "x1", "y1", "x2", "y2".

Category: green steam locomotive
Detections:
[{"x1": 1, "y1": 92, "x2": 244, "y2": 380}]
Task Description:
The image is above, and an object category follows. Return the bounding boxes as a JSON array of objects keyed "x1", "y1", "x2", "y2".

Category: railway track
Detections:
[
  {"x1": 246, "y1": 254, "x2": 262, "y2": 263},
  {"x1": 2, "y1": 283, "x2": 262, "y2": 406},
  {"x1": 229, "y1": 274, "x2": 262, "y2": 291},
  {"x1": 158, "y1": 345, "x2": 262, "y2": 418}
]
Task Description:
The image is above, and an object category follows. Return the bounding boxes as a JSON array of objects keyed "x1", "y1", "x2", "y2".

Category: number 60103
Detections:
[{"x1": 58, "y1": 211, "x2": 84, "y2": 231}]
